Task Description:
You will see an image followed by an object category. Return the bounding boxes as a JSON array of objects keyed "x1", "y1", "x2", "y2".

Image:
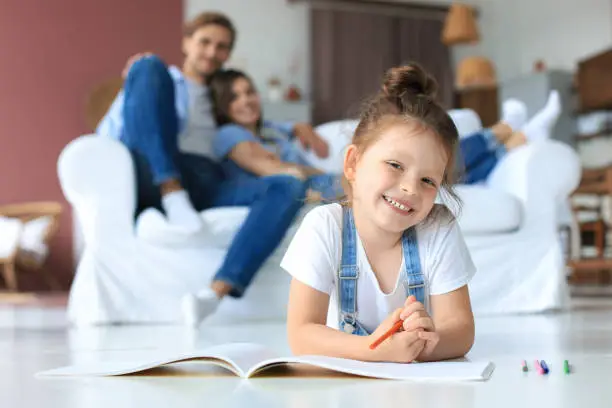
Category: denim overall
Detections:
[{"x1": 338, "y1": 207, "x2": 426, "y2": 336}]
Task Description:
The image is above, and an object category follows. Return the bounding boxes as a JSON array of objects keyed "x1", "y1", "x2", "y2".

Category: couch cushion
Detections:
[
  {"x1": 136, "y1": 205, "x2": 310, "y2": 249},
  {"x1": 136, "y1": 185, "x2": 521, "y2": 245},
  {"x1": 136, "y1": 207, "x2": 250, "y2": 248},
  {"x1": 453, "y1": 185, "x2": 522, "y2": 234},
  {"x1": 447, "y1": 109, "x2": 483, "y2": 138},
  {"x1": 299, "y1": 120, "x2": 357, "y2": 174}
]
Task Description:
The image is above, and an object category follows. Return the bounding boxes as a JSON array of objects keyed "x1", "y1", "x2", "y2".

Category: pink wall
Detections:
[{"x1": 0, "y1": 0, "x2": 183, "y2": 290}]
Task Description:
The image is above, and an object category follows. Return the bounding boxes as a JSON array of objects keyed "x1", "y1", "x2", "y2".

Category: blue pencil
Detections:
[{"x1": 540, "y1": 360, "x2": 549, "y2": 374}]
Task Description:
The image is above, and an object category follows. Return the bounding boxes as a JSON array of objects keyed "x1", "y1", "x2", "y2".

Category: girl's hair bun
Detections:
[{"x1": 383, "y1": 63, "x2": 437, "y2": 99}]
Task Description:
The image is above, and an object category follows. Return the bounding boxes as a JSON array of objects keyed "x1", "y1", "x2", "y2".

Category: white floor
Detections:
[{"x1": 2, "y1": 298, "x2": 612, "y2": 408}]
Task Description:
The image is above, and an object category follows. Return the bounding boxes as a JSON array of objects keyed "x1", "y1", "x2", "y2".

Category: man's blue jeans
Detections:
[
  {"x1": 306, "y1": 173, "x2": 343, "y2": 201},
  {"x1": 459, "y1": 129, "x2": 506, "y2": 184},
  {"x1": 122, "y1": 55, "x2": 307, "y2": 297}
]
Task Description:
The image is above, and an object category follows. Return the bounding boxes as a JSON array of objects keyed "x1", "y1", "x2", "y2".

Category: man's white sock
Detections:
[
  {"x1": 161, "y1": 190, "x2": 203, "y2": 231},
  {"x1": 522, "y1": 91, "x2": 562, "y2": 143},
  {"x1": 501, "y1": 98, "x2": 528, "y2": 131},
  {"x1": 181, "y1": 287, "x2": 221, "y2": 327}
]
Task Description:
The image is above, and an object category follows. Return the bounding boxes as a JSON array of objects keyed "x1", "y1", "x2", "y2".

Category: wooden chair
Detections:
[
  {"x1": 0, "y1": 78, "x2": 120, "y2": 292},
  {"x1": 568, "y1": 166, "x2": 612, "y2": 284},
  {"x1": 0, "y1": 201, "x2": 63, "y2": 291},
  {"x1": 0, "y1": 217, "x2": 21, "y2": 291}
]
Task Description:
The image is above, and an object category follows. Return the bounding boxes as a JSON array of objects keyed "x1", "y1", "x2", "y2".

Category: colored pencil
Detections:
[
  {"x1": 534, "y1": 359, "x2": 544, "y2": 375},
  {"x1": 369, "y1": 320, "x2": 404, "y2": 350}
]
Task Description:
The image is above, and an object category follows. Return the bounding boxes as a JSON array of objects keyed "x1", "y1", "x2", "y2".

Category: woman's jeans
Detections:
[
  {"x1": 122, "y1": 55, "x2": 307, "y2": 297},
  {"x1": 459, "y1": 129, "x2": 506, "y2": 184}
]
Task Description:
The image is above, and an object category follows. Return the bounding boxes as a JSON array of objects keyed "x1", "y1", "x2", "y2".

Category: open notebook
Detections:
[{"x1": 36, "y1": 343, "x2": 494, "y2": 381}]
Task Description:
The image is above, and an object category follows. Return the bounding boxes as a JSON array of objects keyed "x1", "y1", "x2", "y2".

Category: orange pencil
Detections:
[{"x1": 369, "y1": 319, "x2": 404, "y2": 350}]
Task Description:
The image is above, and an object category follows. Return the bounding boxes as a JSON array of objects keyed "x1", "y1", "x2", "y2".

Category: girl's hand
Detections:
[
  {"x1": 400, "y1": 296, "x2": 440, "y2": 359},
  {"x1": 366, "y1": 308, "x2": 425, "y2": 363}
]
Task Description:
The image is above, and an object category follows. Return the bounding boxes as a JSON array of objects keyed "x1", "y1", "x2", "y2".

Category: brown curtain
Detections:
[
  {"x1": 311, "y1": 9, "x2": 396, "y2": 124},
  {"x1": 311, "y1": 7, "x2": 453, "y2": 124},
  {"x1": 396, "y1": 18, "x2": 454, "y2": 110}
]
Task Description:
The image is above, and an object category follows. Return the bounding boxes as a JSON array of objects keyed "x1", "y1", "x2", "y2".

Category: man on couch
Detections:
[{"x1": 97, "y1": 12, "x2": 329, "y2": 327}]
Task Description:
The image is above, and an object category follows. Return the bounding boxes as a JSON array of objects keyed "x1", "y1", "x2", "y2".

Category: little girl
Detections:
[{"x1": 282, "y1": 63, "x2": 476, "y2": 363}]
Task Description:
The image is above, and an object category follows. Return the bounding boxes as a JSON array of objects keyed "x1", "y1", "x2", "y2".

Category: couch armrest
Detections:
[
  {"x1": 296, "y1": 120, "x2": 358, "y2": 174},
  {"x1": 486, "y1": 139, "x2": 581, "y2": 231},
  {"x1": 57, "y1": 135, "x2": 137, "y2": 243}
]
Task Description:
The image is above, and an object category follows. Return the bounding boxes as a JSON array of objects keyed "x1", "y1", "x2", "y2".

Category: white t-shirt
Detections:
[{"x1": 280, "y1": 203, "x2": 476, "y2": 334}]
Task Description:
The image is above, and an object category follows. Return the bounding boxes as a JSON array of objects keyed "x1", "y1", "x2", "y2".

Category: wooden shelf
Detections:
[
  {"x1": 575, "y1": 48, "x2": 612, "y2": 116},
  {"x1": 573, "y1": 166, "x2": 612, "y2": 195},
  {"x1": 575, "y1": 129, "x2": 612, "y2": 141},
  {"x1": 567, "y1": 164, "x2": 612, "y2": 285},
  {"x1": 568, "y1": 258, "x2": 612, "y2": 271},
  {"x1": 568, "y1": 269, "x2": 611, "y2": 286},
  {"x1": 574, "y1": 104, "x2": 612, "y2": 116},
  {"x1": 575, "y1": 183, "x2": 612, "y2": 195}
]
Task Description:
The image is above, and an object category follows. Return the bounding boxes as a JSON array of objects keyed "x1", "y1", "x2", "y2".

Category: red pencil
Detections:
[{"x1": 369, "y1": 319, "x2": 404, "y2": 350}]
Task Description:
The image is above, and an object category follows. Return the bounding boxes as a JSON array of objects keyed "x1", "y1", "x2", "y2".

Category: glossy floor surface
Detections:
[{"x1": 2, "y1": 297, "x2": 611, "y2": 407}]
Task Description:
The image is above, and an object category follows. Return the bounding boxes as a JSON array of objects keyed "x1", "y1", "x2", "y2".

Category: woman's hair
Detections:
[
  {"x1": 343, "y1": 62, "x2": 462, "y2": 217},
  {"x1": 208, "y1": 69, "x2": 263, "y2": 130}
]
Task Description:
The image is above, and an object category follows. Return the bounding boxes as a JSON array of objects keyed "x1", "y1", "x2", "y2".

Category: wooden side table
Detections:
[{"x1": 568, "y1": 166, "x2": 612, "y2": 285}]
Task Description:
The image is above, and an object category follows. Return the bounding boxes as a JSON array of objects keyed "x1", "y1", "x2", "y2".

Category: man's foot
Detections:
[
  {"x1": 501, "y1": 98, "x2": 528, "y2": 131},
  {"x1": 181, "y1": 287, "x2": 221, "y2": 327},
  {"x1": 490, "y1": 122, "x2": 513, "y2": 144},
  {"x1": 522, "y1": 91, "x2": 562, "y2": 143},
  {"x1": 161, "y1": 190, "x2": 203, "y2": 232}
]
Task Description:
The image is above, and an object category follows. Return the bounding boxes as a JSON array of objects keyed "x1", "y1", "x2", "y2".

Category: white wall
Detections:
[
  {"x1": 455, "y1": 0, "x2": 612, "y2": 81},
  {"x1": 185, "y1": 0, "x2": 612, "y2": 93},
  {"x1": 183, "y1": 0, "x2": 485, "y2": 98},
  {"x1": 185, "y1": 0, "x2": 310, "y2": 98}
]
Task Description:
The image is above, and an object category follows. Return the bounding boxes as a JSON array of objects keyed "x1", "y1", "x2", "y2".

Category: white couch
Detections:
[{"x1": 59, "y1": 113, "x2": 581, "y2": 326}]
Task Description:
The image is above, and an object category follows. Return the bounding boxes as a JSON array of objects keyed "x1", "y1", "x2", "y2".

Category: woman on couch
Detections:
[{"x1": 209, "y1": 69, "x2": 343, "y2": 202}]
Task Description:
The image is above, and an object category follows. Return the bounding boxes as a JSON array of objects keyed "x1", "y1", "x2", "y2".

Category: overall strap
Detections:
[
  {"x1": 401, "y1": 228, "x2": 425, "y2": 304},
  {"x1": 338, "y1": 206, "x2": 359, "y2": 334}
]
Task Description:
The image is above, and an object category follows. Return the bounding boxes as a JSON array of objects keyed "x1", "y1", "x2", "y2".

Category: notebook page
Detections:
[
  {"x1": 200, "y1": 343, "x2": 280, "y2": 377},
  {"x1": 252, "y1": 355, "x2": 494, "y2": 381},
  {"x1": 36, "y1": 343, "x2": 277, "y2": 377}
]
